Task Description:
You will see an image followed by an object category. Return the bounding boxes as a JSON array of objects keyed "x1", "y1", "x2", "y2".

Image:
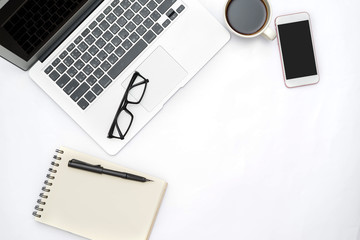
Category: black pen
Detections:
[{"x1": 68, "y1": 159, "x2": 153, "y2": 183}]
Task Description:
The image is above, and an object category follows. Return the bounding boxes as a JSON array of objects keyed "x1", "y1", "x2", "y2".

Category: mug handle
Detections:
[{"x1": 262, "y1": 27, "x2": 277, "y2": 40}]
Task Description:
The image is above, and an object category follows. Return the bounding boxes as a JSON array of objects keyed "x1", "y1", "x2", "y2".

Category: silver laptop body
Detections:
[{"x1": 1, "y1": 0, "x2": 230, "y2": 155}]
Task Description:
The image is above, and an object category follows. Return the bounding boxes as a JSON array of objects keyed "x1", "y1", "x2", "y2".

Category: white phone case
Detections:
[{"x1": 275, "y1": 12, "x2": 320, "y2": 88}]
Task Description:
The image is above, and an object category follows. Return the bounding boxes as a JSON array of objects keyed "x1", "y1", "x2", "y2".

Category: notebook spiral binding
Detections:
[{"x1": 32, "y1": 149, "x2": 64, "y2": 218}]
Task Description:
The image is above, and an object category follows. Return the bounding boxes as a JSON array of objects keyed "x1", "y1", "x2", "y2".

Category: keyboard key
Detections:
[
  {"x1": 152, "y1": 23, "x2": 163, "y2": 35},
  {"x1": 103, "y1": 31, "x2": 114, "y2": 41},
  {"x1": 122, "y1": 39, "x2": 133, "y2": 50},
  {"x1": 120, "y1": 0, "x2": 131, "y2": 9},
  {"x1": 104, "y1": 43, "x2": 115, "y2": 54},
  {"x1": 133, "y1": 14, "x2": 143, "y2": 25},
  {"x1": 67, "y1": 67, "x2": 78, "y2": 77},
  {"x1": 129, "y1": 32, "x2": 140, "y2": 42},
  {"x1": 59, "y1": 50, "x2": 68, "y2": 59},
  {"x1": 74, "y1": 34, "x2": 83, "y2": 44},
  {"x1": 77, "y1": 98, "x2": 89, "y2": 110},
  {"x1": 131, "y1": 2, "x2": 141, "y2": 12},
  {"x1": 78, "y1": 42, "x2": 88, "y2": 52},
  {"x1": 64, "y1": 56, "x2": 74, "y2": 66},
  {"x1": 177, "y1": 4, "x2": 185, "y2": 13},
  {"x1": 143, "y1": 18, "x2": 154, "y2": 28},
  {"x1": 89, "y1": 45, "x2": 100, "y2": 56},
  {"x1": 85, "y1": 34, "x2": 96, "y2": 45},
  {"x1": 115, "y1": 46, "x2": 125, "y2": 57},
  {"x1": 162, "y1": 19, "x2": 170, "y2": 28},
  {"x1": 113, "y1": 6, "x2": 124, "y2": 16},
  {"x1": 158, "y1": 0, "x2": 176, "y2": 14},
  {"x1": 56, "y1": 74, "x2": 71, "y2": 88},
  {"x1": 140, "y1": 7, "x2": 150, "y2": 18},
  {"x1": 136, "y1": 25, "x2": 147, "y2": 35},
  {"x1": 110, "y1": 24, "x2": 120, "y2": 34},
  {"x1": 63, "y1": 79, "x2": 79, "y2": 95},
  {"x1": 85, "y1": 91, "x2": 96, "y2": 103},
  {"x1": 74, "y1": 59, "x2": 85, "y2": 70},
  {"x1": 124, "y1": 9, "x2": 135, "y2": 20},
  {"x1": 111, "y1": 36, "x2": 122, "y2": 46},
  {"x1": 143, "y1": 30, "x2": 156, "y2": 43},
  {"x1": 67, "y1": 43, "x2": 75, "y2": 52},
  {"x1": 83, "y1": 65, "x2": 94, "y2": 75},
  {"x1": 92, "y1": 27, "x2": 103, "y2": 38},
  {"x1": 147, "y1": 0, "x2": 157, "y2": 11},
  {"x1": 89, "y1": 21, "x2": 97, "y2": 30},
  {"x1": 76, "y1": 72, "x2": 87, "y2": 82},
  {"x1": 117, "y1": 16, "x2": 128, "y2": 27},
  {"x1": 108, "y1": 39, "x2": 147, "y2": 79},
  {"x1": 99, "y1": 20, "x2": 110, "y2": 31},
  {"x1": 101, "y1": 61, "x2": 111, "y2": 71},
  {"x1": 92, "y1": 84, "x2": 103, "y2": 95},
  {"x1": 139, "y1": 0, "x2": 150, "y2": 5},
  {"x1": 56, "y1": 63, "x2": 67, "y2": 74},
  {"x1": 86, "y1": 75, "x2": 97, "y2": 86},
  {"x1": 95, "y1": 38, "x2": 106, "y2": 48},
  {"x1": 44, "y1": 65, "x2": 53, "y2": 74},
  {"x1": 166, "y1": 9, "x2": 177, "y2": 20},
  {"x1": 81, "y1": 52, "x2": 92, "y2": 62},
  {"x1": 104, "y1": 6, "x2": 113, "y2": 15},
  {"x1": 71, "y1": 49, "x2": 81, "y2": 59},
  {"x1": 108, "y1": 54, "x2": 119, "y2": 64},
  {"x1": 99, "y1": 75, "x2": 112, "y2": 88},
  {"x1": 97, "y1": 50, "x2": 108, "y2": 61},
  {"x1": 90, "y1": 58, "x2": 101, "y2": 68},
  {"x1": 81, "y1": 29, "x2": 90, "y2": 37},
  {"x1": 49, "y1": 70, "x2": 60, "y2": 81},
  {"x1": 119, "y1": 29, "x2": 129, "y2": 39},
  {"x1": 170, "y1": 12, "x2": 178, "y2": 20},
  {"x1": 126, "y1": 22, "x2": 137, "y2": 32},
  {"x1": 111, "y1": 0, "x2": 120, "y2": 7},
  {"x1": 106, "y1": 13, "x2": 117, "y2": 24},
  {"x1": 70, "y1": 82, "x2": 90, "y2": 102},
  {"x1": 94, "y1": 68, "x2": 105, "y2": 78},
  {"x1": 52, "y1": 58, "x2": 60, "y2": 67},
  {"x1": 150, "y1": 11, "x2": 161, "y2": 21}
]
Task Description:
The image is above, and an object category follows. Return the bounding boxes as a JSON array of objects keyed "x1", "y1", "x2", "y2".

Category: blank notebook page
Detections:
[{"x1": 34, "y1": 147, "x2": 167, "y2": 240}]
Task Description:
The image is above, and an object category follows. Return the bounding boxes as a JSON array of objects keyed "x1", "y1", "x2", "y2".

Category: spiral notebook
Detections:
[{"x1": 32, "y1": 147, "x2": 167, "y2": 240}]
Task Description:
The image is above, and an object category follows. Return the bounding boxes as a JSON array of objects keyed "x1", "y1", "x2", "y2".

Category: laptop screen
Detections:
[{"x1": 0, "y1": 0, "x2": 88, "y2": 64}]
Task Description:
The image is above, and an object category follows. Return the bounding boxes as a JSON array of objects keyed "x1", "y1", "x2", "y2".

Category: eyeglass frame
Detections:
[{"x1": 107, "y1": 71, "x2": 149, "y2": 140}]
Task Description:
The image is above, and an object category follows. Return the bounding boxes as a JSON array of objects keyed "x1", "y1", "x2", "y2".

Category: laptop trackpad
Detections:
[{"x1": 122, "y1": 46, "x2": 187, "y2": 112}]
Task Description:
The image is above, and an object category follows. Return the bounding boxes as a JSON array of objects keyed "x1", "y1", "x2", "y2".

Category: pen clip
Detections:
[{"x1": 69, "y1": 159, "x2": 102, "y2": 167}]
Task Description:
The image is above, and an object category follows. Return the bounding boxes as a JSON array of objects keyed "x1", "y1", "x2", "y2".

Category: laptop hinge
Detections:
[{"x1": 39, "y1": 0, "x2": 104, "y2": 63}]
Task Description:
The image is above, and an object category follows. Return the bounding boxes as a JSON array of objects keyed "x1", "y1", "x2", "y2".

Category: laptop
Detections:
[{"x1": 0, "y1": 0, "x2": 230, "y2": 155}]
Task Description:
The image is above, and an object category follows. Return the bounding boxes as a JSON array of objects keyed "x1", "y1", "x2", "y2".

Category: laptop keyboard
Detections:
[{"x1": 44, "y1": 0, "x2": 185, "y2": 110}]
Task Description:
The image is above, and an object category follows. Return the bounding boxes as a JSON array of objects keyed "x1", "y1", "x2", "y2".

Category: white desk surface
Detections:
[{"x1": 1, "y1": 0, "x2": 360, "y2": 239}]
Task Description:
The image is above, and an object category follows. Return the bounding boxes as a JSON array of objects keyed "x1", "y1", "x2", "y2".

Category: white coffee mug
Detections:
[{"x1": 224, "y1": 0, "x2": 276, "y2": 40}]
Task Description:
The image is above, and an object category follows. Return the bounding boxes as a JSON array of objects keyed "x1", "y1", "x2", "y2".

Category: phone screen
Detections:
[{"x1": 278, "y1": 20, "x2": 317, "y2": 80}]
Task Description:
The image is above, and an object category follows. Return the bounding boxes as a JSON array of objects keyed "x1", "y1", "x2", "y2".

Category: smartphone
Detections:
[{"x1": 275, "y1": 12, "x2": 319, "y2": 88}]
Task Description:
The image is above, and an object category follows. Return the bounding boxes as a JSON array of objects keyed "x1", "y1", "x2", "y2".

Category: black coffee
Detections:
[{"x1": 226, "y1": 0, "x2": 268, "y2": 35}]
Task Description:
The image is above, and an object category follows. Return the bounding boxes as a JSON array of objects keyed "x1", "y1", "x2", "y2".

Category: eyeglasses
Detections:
[{"x1": 108, "y1": 71, "x2": 149, "y2": 140}]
